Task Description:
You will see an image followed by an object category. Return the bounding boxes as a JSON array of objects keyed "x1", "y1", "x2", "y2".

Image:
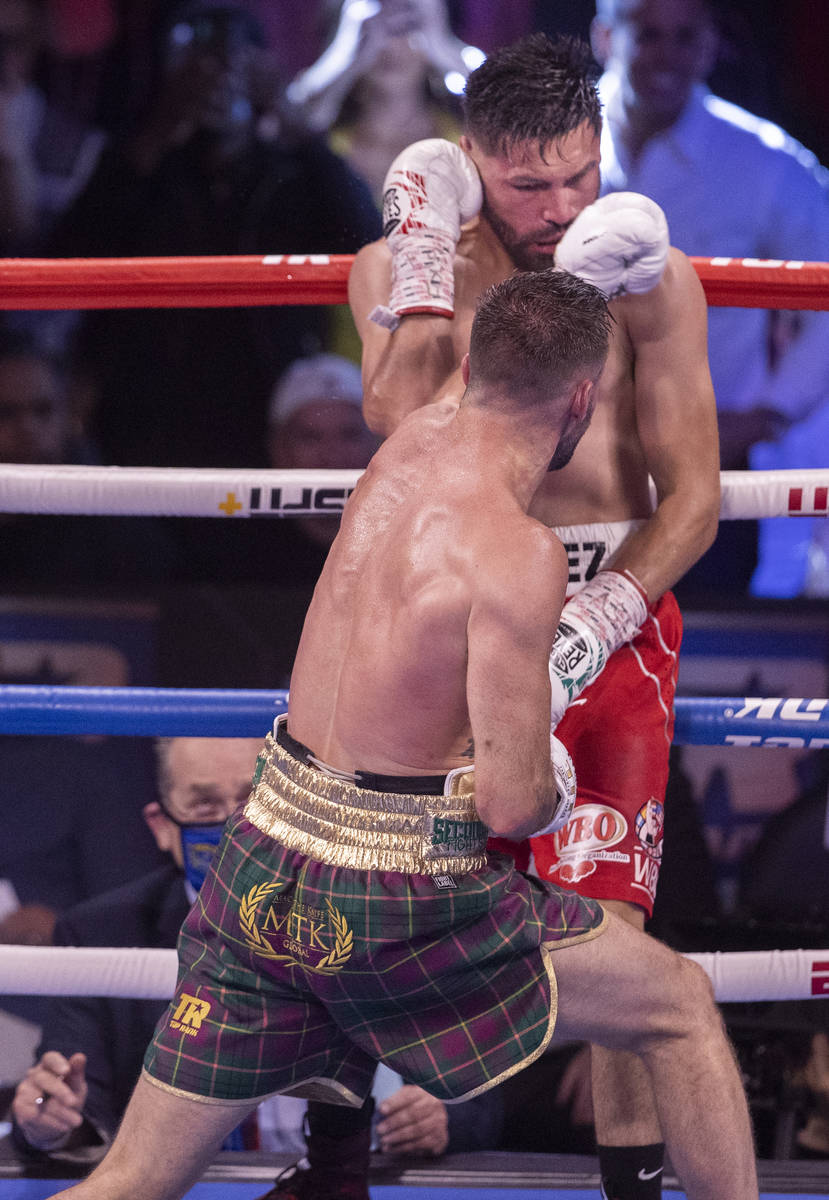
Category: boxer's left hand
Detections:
[
  {"x1": 556, "y1": 192, "x2": 669, "y2": 299},
  {"x1": 529, "y1": 735, "x2": 577, "y2": 838}
]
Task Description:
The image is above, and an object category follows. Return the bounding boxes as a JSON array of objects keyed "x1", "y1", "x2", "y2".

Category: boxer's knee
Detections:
[{"x1": 640, "y1": 952, "x2": 718, "y2": 1056}]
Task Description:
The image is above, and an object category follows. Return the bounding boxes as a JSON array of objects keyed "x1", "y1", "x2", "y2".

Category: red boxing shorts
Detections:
[{"x1": 492, "y1": 591, "x2": 681, "y2": 916}]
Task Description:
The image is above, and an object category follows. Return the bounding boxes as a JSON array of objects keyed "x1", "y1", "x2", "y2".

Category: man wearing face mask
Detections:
[{"x1": 10, "y1": 736, "x2": 263, "y2": 1165}]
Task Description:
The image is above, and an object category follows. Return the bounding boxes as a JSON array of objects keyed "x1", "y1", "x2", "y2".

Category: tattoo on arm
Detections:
[{"x1": 460, "y1": 739, "x2": 474, "y2": 760}]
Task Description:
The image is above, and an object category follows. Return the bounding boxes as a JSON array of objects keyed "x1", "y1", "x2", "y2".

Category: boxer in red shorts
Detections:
[
  {"x1": 349, "y1": 32, "x2": 722, "y2": 1200},
  {"x1": 494, "y1": 519, "x2": 682, "y2": 920},
  {"x1": 47, "y1": 267, "x2": 756, "y2": 1200}
]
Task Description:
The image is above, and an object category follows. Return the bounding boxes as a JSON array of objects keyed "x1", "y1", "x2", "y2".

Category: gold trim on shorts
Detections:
[
  {"x1": 445, "y1": 906, "x2": 610, "y2": 1103},
  {"x1": 141, "y1": 1068, "x2": 363, "y2": 1108},
  {"x1": 245, "y1": 731, "x2": 488, "y2": 875}
]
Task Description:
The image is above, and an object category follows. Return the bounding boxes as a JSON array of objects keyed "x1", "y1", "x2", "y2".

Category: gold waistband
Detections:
[{"x1": 244, "y1": 732, "x2": 488, "y2": 875}]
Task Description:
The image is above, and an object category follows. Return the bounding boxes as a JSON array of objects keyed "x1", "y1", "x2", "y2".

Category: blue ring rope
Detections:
[{"x1": 0, "y1": 686, "x2": 826, "y2": 746}]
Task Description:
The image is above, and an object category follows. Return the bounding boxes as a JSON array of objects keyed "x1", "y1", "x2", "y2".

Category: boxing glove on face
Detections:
[
  {"x1": 369, "y1": 139, "x2": 483, "y2": 330},
  {"x1": 556, "y1": 192, "x2": 669, "y2": 299}
]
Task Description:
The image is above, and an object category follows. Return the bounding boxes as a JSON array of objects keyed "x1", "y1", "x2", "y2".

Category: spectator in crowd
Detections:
[
  {"x1": 724, "y1": 751, "x2": 829, "y2": 1158},
  {"x1": 159, "y1": 352, "x2": 379, "y2": 690},
  {"x1": 0, "y1": 730, "x2": 163, "y2": 1077},
  {"x1": 749, "y1": 400, "x2": 829, "y2": 598},
  {"x1": 736, "y1": 751, "x2": 829, "y2": 935},
  {"x1": 590, "y1": 0, "x2": 829, "y2": 596},
  {"x1": 9, "y1": 736, "x2": 263, "y2": 1163},
  {"x1": 0, "y1": 0, "x2": 105, "y2": 257},
  {"x1": 795, "y1": 1030, "x2": 829, "y2": 1159},
  {"x1": 265, "y1": 351, "x2": 380, "y2": 565},
  {"x1": 0, "y1": 327, "x2": 179, "y2": 592},
  {"x1": 286, "y1": 0, "x2": 478, "y2": 205},
  {"x1": 49, "y1": 0, "x2": 380, "y2": 471},
  {"x1": 0, "y1": 735, "x2": 161, "y2": 953},
  {"x1": 0, "y1": 326, "x2": 78, "y2": 466}
]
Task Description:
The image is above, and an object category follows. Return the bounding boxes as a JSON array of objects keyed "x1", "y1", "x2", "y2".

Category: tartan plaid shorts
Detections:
[{"x1": 143, "y1": 731, "x2": 607, "y2": 1109}]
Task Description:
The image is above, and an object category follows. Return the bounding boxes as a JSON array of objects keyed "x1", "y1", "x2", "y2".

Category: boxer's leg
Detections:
[
  {"x1": 591, "y1": 899, "x2": 664, "y2": 1197},
  {"x1": 48, "y1": 1073, "x2": 254, "y2": 1200},
  {"x1": 551, "y1": 909, "x2": 757, "y2": 1200}
]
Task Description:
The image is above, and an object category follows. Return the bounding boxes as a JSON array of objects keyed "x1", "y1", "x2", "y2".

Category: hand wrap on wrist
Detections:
[
  {"x1": 529, "y1": 733, "x2": 577, "y2": 837},
  {"x1": 549, "y1": 568, "x2": 648, "y2": 729},
  {"x1": 369, "y1": 139, "x2": 482, "y2": 331}
]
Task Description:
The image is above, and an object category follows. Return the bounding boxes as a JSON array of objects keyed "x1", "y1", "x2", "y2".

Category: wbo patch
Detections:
[
  {"x1": 545, "y1": 802, "x2": 630, "y2": 884},
  {"x1": 240, "y1": 883, "x2": 353, "y2": 973}
]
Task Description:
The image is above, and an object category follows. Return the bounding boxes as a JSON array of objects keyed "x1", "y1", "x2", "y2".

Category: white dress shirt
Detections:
[{"x1": 598, "y1": 71, "x2": 829, "y2": 421}]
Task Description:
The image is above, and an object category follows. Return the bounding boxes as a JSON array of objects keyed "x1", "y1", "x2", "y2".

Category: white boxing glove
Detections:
[
  {"x1": 529, "y1": 733, "x2": 577, "y2": 837},
  {"x1": 556, "y1": 192, "x2": 669, "y2": 299},
  {"x1": 369, "y1": 139, "x2": 482, "y2": 331},
  {"x1": 549, "y1": 568, "x2": 649, "y2": 730}
]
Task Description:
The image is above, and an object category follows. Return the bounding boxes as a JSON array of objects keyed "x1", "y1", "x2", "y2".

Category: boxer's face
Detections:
[
  {"x1": 461, "y1": 123, "x2": 601, "y2": 272},
  {"x1": 164, "y1": 9, "x2": 263, "y2": 134}
]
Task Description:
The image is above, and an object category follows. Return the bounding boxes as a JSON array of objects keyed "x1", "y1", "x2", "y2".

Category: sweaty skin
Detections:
[
  {"x1": 347, "y1": 117, "x2": 722, "y2": 1172},
  {"x1": 349, "y1": 123, "x2": 721, "y2": 603},
  {"x1": 288, "y1": 396, "x2": 573, "y2": 840}
]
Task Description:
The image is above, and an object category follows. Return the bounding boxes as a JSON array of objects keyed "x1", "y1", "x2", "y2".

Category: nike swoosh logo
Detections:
[{"x1": 638, "y1": 1166, "x2": 664, "y2": 1180}]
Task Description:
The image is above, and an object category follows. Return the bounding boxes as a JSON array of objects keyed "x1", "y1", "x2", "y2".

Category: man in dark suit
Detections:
[{"x1": 10, "y1": 736, "x2": 262, "y2": 1163}]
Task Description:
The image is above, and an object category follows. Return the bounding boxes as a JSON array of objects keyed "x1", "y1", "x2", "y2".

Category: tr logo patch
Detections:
[{"x1": 169, "y1": 993, "x2": 211, "y2": 1036}]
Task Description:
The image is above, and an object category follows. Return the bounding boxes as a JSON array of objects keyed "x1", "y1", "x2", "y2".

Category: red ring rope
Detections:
[{"x1": 0, "y1": 254, "x2": 826, "y2": 310}]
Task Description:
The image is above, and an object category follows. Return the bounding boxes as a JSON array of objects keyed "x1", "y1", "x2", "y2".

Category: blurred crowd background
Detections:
[{"x1": 0, "y1": 0, "x2": 827, "y2": 1171}]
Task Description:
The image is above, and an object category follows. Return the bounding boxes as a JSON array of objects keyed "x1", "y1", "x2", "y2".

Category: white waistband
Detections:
[{"x1": 551, "y1": 520, "x2": 644, "y2": 598}]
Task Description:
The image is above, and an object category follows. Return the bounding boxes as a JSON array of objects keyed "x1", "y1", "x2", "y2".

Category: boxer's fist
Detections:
[
  {"x1": 548, "y1": 569, "x2": 649, "y2": 729},
  {"x1": 556, "y1": 192, "x2": 669, "y2": 299},
  {"x1": 530, "y1": 734, "x2": 577, "y2": 837},
  {"x1": 369, "y1": 139, "x2": 482, "y2": 329}
]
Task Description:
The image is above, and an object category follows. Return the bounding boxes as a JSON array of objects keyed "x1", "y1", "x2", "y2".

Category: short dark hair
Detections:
[
  {"x1": 463, "y1": 34, "x2": 601, "y2": 159},
  {"x1": 469, "y1": 269, "x2": 611, "y2": 403}
]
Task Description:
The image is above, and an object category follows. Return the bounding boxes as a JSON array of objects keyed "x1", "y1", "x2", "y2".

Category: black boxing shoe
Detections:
[
  {"x1": 253, "y1": 1158, "x2": 371, "y2": 1200},
  {"x1": 253, "y1": 1116, "x2": 373, "y2": 1200}
]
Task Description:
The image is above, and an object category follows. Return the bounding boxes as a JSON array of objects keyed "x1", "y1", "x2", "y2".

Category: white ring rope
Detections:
[
  {"x1": 1, "y1": 945, "x2": 826, "y2": 1004},
  {"x1": 0, "y1": 465, "x2": 826, "y2": 520},
  {"x1": 2, "y1": 946, "x2": 178, "y2": 1000}
]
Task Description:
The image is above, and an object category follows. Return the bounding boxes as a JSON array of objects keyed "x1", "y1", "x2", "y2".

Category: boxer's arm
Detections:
[
  {"x1": 349, "y1": 139, "x2": 480, "y2": 438},
  {"x1": 548, "y1": 567, "x2": 648, "y2": 729},
  {"x1": 349, "y1": 241, "x2": 463, "y2": 437},
  {"x1": 606, "y1": 247, "x2": 721, "y2": 600},
  {"x1": 466, "y1": 524, "x2": 568, "y2": 840}
]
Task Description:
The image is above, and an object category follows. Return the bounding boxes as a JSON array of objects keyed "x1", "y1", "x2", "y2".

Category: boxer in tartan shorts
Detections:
[
  {"x1": 144, "y1": 719, "x2": 606, "y2": 1110},
  {"x1": 52, "y1": 271, "x2": 757, "y2": 1200}
]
